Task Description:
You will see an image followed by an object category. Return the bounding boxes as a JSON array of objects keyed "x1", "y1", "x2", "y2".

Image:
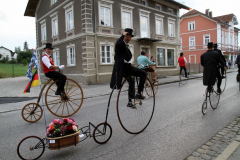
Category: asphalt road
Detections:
[{"x1": 0, "y1": 72, "x2": 240, "y2": 160}]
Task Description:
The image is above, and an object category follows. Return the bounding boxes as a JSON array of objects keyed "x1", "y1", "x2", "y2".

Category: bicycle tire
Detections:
[
  {"x1": 145, "y1": 73, "x2": 159, "y2": 97},
  {"x1": 117, "y1": 76, "x2": 155, "y2": 134},
  {"x1": 202, "y1": 101, "x2": 207, "y2": 115},
  {"x1": 17, "y1": 135, "x2": 45, "y2": 160},
  {"x1": 179, "y1": 73, "x2": 188, "y2": 85},
  {"x1": 209, "y1": 88, "x2": 220, "y2": 109},
  {"x1": 93, "y1": 122, "x2": 112, "y2": 144},
  {"x1": 221, "y1": 74, "x2": 227, "y2": 93},
  {"x1": 22, "y1": 103, "x2": 43, "y2": 123}
]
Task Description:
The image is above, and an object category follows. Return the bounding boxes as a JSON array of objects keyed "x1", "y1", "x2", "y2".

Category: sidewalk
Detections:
[{"x1": 0, "y1": 68, "x2": 239, "y2": 160}]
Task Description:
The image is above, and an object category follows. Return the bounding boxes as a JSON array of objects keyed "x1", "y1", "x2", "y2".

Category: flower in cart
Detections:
[
  {"x1": 67, "y1": 125, "x2": 73, "y2": 131},
  {"x1": 53, "y1": 119, "x2": 60, "y2": 125},
  {"x1": 63, "y1": 118, "x2": 68, "y2": 123},
  {"x1": 68, "y1": 119, "x2": 73, "y2": 124},
  {"x1": 68, "y1": 117, "x2": 75, "y2": 122},
  {"x1": 73, "y1": 122, "x2": 77, "y2": 126},
  {"x1": 72, "y1": 125, "x2": 77, "y2": 131},
  {"x1": 59, "y1": 121, "x2": 63, "y2": 125},
  {"x1": 49, "y1": 122, "x2": 54, "y2": 127}
]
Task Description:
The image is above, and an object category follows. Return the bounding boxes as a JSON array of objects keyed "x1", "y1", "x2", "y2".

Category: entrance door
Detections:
[{"x1": 140, "y1": 16, "x2": 148, "y2": 38}]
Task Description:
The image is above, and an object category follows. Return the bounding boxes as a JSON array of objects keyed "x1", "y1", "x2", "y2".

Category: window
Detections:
[
  {"x1": 101, "y1": 45, "x2": 111, "y2": 64},
  {"x1": 235, "y1": 36, "x2": 238, "y2": 46},
  {"x1": 167, "y1": 49, "x2": 174, "y2": 66},
  {"x1": 139, "y1": 9, "x2": 150, "y2": 38},
  {"x1": 53, "y1": 49, "x2": 60, "y2": 66},
  {"x1": 51, "y1": 0, "x2": 57, "y2": 5},
  {"x1": 67, "y1": 45, "x2": 75, "y2": 66},
  {"x1": 189, "y1": 36, "x2": 195, "y2": 50},
  {"x1": 203, "y1": 34, "x2": 210, "y2": 45},
  {"x1": 64, "y1": 2, "x2": 74, "y2": 32},
  {"x1": 188, "y1": 21, "x2": 195, "y2": 31},
  {"x1": 156, "y1": 4, "x2": 161, "y2": 11},
  {"x1": 40, "y1": 20, "x2": 47, "y2": 42},
  {"x1": 156, "y1": 19, "x2": 163, "y2": 35},
  {"x1": 121, "y1": 4, "x2": 134, "y2": 29},
  {"x1": 168, "y1": 19, "x2": 175, "y2": 37},
  {"x1": 168, "y1": 8, "x2": 173, "y2": 14},
  {"x1": 100, "y1": 7, "x2": 111, "y2": 26},
  {"x1": 230, "y1": 34, "x2": 233, "y2": 45},
  {"x1": 140, "y1": 0, "x2": 147, "y2": 6},
  {"x1": 157, "y1": 48, "x2": 165, "y2": 66},
  {"x1": 50, "y1": 12, "x2": 58, "y2": 37},
  {"x1": 225, "y1": 33, "x2": 228, "y2": 44}
]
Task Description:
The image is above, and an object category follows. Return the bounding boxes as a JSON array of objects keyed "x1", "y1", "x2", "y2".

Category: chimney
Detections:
[
  {"x1": 209, "y1": 11, "x2": 212, "y2": 17},
  {"x1": 205, "y1": 9, "x2": 209, "y2": 16}
]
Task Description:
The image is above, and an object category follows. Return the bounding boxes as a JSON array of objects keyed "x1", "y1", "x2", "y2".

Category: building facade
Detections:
[
  {"x1": 24, "y1": 0, "x2": 190, "y2": 84},
  {"x1": 0, "y1": 46, "x2": 15, "y2": 61},
  {"x1": 180, "y1": 9, "x2": 239, "y2": 64}
]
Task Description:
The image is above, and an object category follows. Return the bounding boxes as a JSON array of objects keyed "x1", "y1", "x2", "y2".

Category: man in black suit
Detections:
[
  {"x1": 213, "y1": 43, "x2": 226, "y2": 79},
  {"x1": 110, "y1": 28, "x2": 147, "y2": 107},
  {"x1": 201, "y1": 42, "x2": 224, "y2": 93}
]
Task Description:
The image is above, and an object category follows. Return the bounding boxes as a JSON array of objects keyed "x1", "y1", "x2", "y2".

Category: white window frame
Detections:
[
  {"x1": 166, "y1": 48, "x2": 175, "y2": 66},
  {"x1": 121, "y1": 4, "x2": 134, "y2": 29},
  {"x1": 156, "y1": 47, "x2": 166, "y2": 67},
  {"x1": 40, "y1": 19, "x2": 47, "y2": 42},
  {"x1": 189, "y1": 55, "x2": 196, "y2": 63},
  {"x1": 64, "y1": 2, "x2": 75, "y2": 32},
  {"x1": 99, "y1": 41, "x2": 114, "y2": 65},
  {"x1": 98, "y1": 0, "x2": 114, "y2": 27},
  {"x1": 188, "y1": 21, "x2": 195, "y2": 31},
  {"x1": 53, "y1": 48, "x2": 60, "y2": 66},
  {"x1": 189, "y1": 36, "x2": 195, "y2": 50},
  {"x1": 66, "y1": 44, "x2": 76, "y2": 66},
  {"x1": 221, "y1": 31, "x2": 224, "y2": 44},
  {"x1": 155, "y1": 14, "x2": 164, "y2": 36},
  {"x1": 139, "y1": 9, "x2": 151, "y2": 38},
  {"x1": 156, "y1": 4, "x2": 161, "y2": 11},
  {"x1": 168, "y1": 8, "x2": 173, "y2": 14},
  {"x1": 51, "y1": 0, "x2": 57, "y2": 6},
  {"x1": 225, "y1": 33, "x2": 228, "y2": 45},
  {"x1": 50, "y1": 12, "x2": 59, "y2": 37},
  {"x1": 203, "y1": 34, "x2": 210, "y2": 46},
  {"x1": 140, "y1": 0, "x2": 147, "y2": 6},
  {"x1": 168, "y1": 18, "x2": 176, "y2": 37}
]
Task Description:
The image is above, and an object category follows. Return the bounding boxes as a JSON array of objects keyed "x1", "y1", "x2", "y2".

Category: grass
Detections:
[{"x1": 0, "y1": 63, "x2": 36, "y2": 78}]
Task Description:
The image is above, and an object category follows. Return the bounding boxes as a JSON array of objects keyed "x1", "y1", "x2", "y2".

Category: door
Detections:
[{"x1": 140, "y1": 16, "x2": 148, "y2": 38}]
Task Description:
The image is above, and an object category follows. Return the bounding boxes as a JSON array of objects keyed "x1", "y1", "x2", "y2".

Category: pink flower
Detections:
[
  {"x1": 49, "y1": 122, "x2": 54, "y2": 127},
  {"x1": 73, "y1": 122, "x2": 77, "y2": 126},
  {"x1": 68, "y1": 119, "x2": 73, "y2": 124},
  {"x1": 69, "y1": 118, "x2": 75, "y2": 122},
  {"x1": 53, "y1": 119, "x2": 60, "y2": 124},
  {"x1": 72, "y1": 125, "x2": 77, "y2": 131},
  {"x1": 63, "y1": 118, "x2": 68, "y2": 123},
  {"x1": 59, "y1": 121, "x2": 63, "y2": 125},
  {"x1": 47, "y1": 128, "x2": 51, "y2": 134}
]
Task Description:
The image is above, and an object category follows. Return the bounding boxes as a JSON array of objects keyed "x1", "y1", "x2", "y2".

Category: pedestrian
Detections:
[
  {"x1": 150, "y1": 56, "x2": 155, "y2": 63},
  {"x1": 178, "y1": 52, "x2": 188, "y2": 77},
  {"x1": 201, "y1": 42, "x2": 224, "y2": 93}
]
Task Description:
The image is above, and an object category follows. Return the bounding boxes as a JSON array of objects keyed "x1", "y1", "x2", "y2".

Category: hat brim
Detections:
[{"x1": 44, "y1": 47, "x2": 53, "y2": 49}]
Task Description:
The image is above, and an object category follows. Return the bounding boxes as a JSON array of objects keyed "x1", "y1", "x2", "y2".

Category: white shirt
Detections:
[
  {"x1": 123, "y1": 40, "x2": 131, "y2": 63},
  {"x1": 184, "y1": 57, "x2": 187, "y2": 63},
  {"x1": 42, "y1": 53, "x2": 53, "y2": 68}
]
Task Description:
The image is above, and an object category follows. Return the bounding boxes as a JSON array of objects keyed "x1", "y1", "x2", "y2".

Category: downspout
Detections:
[{"x1": 93, "y1": 0, "x2": 99, "y2": 84}]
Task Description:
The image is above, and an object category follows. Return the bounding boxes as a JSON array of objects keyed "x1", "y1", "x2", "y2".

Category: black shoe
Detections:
[
  {"x1": 55, "y1": 90, "x2": 62, "y2": 95},
  {"x1": 127, "y1": 101, "x2": 135, "y2": 108},
  {"x1": 222, "y1": 76, "x2": 226, "y2": 79},
  {"x1": 135, "y1": 93, "x2": 145, "y2": 100},
  {"x1": 217, "y1": 88, "x2": 221, "y2": 94}
]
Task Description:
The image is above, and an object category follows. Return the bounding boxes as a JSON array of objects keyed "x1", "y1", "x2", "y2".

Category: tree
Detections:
[
  {"x1": 0, "y1": 54, "x2": 2, "y2": 59},
  {"x1": 23, "y1": 41, "x2": 29, "y2": 51},
  {"x1": 5, "y1": 55, "x2": 9, "y2": 62},
  {"x1": 15, "y1": 46, "x2": 21, "y2": 54},
  {"x1": 17, "y1": 51, "x2": 32, "y2": 64}
]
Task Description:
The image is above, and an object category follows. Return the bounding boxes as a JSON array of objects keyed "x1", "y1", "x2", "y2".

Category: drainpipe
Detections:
[{"x1": 93, "y1": 0, "x2": 99, "y2": 84}]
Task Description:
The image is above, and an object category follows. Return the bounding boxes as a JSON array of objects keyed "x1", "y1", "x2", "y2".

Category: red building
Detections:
[{"x1": 180, "y1": 9, "x2": 240, "y2": 63}]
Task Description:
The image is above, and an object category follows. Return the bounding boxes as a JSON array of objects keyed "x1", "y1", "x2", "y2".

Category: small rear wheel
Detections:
[
  {"x1": 17, "y1": 135, "x2": 45, "y2": 160},
  {"x1": 22, "y1": 103, "x2": 43, "y2": 123},
  {"x1": 202, "y1": 101, "x2": 207, "y2": 115},
  {"x1": 179, "y1": 73, "x2": 188, "y2": 85},
  {"x1": 93, "y1": 123, "x2": 112, "y2": 144}
]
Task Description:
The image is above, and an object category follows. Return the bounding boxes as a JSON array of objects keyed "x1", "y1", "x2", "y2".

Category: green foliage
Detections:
[
  {"x1": 223, "y1": 55, "x2": 228, "y2": 60},
  {"x1": 9, "y1": 59, "x2": 17, "y2": 64},
  {"x1": 0, "y1": 57, "x2": 7, "y2": 63},
  {"x1": 24, "y1": 41, "x2": 29, "y2": 51},
  {"x1": 0, "y1": 69, "x2": 9, "y2": 78},
  {"x1": 5, "y1": 55, "x2": 9, "y2": 62},
  {"x1": 17, "y1": 51, "x2": 32, "y2": 64},
  {"x1": 0, "y1": 54, "x2": 2, "y2": 59},
  {"x1": 22, "y1": 59, "x2": 28, "y2": 66},
  {"x1": 15, "y1": 46, "x2": 21, "y2": 54}
]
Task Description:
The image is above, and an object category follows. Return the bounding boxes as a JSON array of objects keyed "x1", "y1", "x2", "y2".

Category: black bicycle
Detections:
[{"x1": 179, "y1": 69, "x2": 189, "y2": 86}]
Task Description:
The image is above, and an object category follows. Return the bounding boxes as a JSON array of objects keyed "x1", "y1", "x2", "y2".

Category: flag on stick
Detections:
[
  {"x1": 23, "y1": 70, "x2": 40, "y2": 94},
  {"x1": 26, "y1": 50, "x2": 38, "y2": 80}
]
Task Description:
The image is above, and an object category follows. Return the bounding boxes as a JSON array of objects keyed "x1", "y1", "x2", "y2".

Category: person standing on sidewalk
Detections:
[
  {"x1": 213, "y1": 43, "x2": 226, "y2": 79},
  {"x1": 201, "y1": 42, "x2": 224, "y2": 93},
  {"x1": 42, "y1": 43, "x2": 66, "y2": 95},
  {"x1": 110, "y1": 28, "x2": 147, "y2": 108},
  {"x1": 178, "y1": 52, "x2": 188, "y2": 77}
]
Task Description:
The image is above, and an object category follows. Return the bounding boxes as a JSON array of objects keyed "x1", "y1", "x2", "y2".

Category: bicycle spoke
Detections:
[
  {"x1": 49, "y1": 101, "x2": 62, "y2": 109},
  {"x1": 66, "y1": 83, "x2": 75, "y2": 95},
  {"x1": 55, "y1": 102, "x2": 63, "y2": 114},
  {"x1": 68, "y1": 99, "x2": 79, "y2": 107},
  {"x1": 68, "y1": 98, "x2": 82, "y2": 101},
  {"x1": 66, "y1": 102, "x2": 69, "y2": 115},
  {"x1": 67, "y1": 101, "x2": 76, "y2": 112},
  {"x1": 67, "y1": 87, "x2": 79, "y2": 96},
  {"x1": 47, "y1": 98, "x2": 60, "y2": 104},
  {"x1": 49, "y1": 88, "x2": 56, "y2": 93},
  {"x1": 61, "y1": 102, "x2": 65, "y2": 116}
]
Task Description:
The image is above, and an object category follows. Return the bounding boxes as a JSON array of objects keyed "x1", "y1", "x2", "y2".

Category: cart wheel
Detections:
[
  {"x1": 93, "y1": 123, "x2": 112, "y2": 144},
  {"x1": 45, "y1": 78, "x2": 84, "y2": 117},
  {"x1": 22, "y1": 103, "x2": 43, "y2": 123},
  {"x1": 17, "y1": 135, "x2": 45, "y2": 160}
]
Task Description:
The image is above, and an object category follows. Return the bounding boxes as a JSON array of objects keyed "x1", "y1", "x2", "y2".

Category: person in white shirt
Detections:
[{"x1": 42, "y1": 43, "x2": 66, "y2": 95}]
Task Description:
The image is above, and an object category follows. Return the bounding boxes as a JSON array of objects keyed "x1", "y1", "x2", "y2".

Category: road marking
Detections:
[{"x1": 216, "y1": 140, "x2": 240, "y2": 160}]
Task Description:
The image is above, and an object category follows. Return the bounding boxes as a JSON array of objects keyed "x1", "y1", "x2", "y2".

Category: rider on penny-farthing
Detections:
[{"x1": 110, "y1": 28, "x2": 147, "y2": 108}]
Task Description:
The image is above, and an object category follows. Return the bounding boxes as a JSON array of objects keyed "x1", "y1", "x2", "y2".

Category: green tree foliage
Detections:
[
  {"x1": 5, "y1": 55, "x2": 9, "y2": 62},
  {"x1": 15, "y1": 46, "x2": 21, "y2": 54},
  {"x1": 23, "y1": 41, "x2": 29, "y2": 51},
  {"x1": 0, "y1": 54, "x2": 2, "y2": 59},
  {"x1": 17, "y1": 51, "x2": 32, "y2": 64},
  {"x1": 22, "y1": 59, "x2": 28, "y2": 66}
]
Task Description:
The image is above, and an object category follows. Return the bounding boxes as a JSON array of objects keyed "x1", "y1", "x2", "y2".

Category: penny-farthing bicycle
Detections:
[
  {"x1": 179, "y1": 69, "x2": 189, "y2": 86},
  {"x1": 21, "y1": 77, "x2": 84, "y2": 123},
  {"x1": 202, "y1": 79, "x2": 220, "y2": 115},
  {"x1": 213, "y1": 68, "x2": 227, "y2": 94}
]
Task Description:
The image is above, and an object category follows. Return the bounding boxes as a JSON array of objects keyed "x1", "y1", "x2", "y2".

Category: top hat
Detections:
[
  {"x1": 180, "y1": 52, "x2": 184, "y2": 56},
  {"x1": 125, "y1": 28, "x2": 134, "y2": 37},
  {"x1": 213, "y1": 43, "x2": 218, "y2": 47},
  {"x1": 44, "y1": 43, "x2": 53, "y2": 49},
  {"x1": 208, "y1": 42, "x2": 214, "y2": 48}
]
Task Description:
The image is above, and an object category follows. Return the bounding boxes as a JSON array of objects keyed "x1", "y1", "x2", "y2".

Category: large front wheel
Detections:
[
  {"x1": 45, "y1": 79, "x2": 84, "y2": 117},
  {"x1": 17, "y1": 136, "x2": 45, "y2": 160},
  {"x1": 117, "y1": 76, "x2": 155, "y2": 134}
]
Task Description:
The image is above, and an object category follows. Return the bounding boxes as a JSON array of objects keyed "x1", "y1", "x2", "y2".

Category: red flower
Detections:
[
  {"x1": 67, "y1": 125, "x2": 72, "y2": 130},
  {"x1": 63, "y1": 118, "x2": 68, "y2": 123},
  {"x1": 50, "y1": 125, "x2": 54, "y2": 130}
]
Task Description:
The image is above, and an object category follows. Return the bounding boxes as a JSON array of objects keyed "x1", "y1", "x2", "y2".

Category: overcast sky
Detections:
[{"x1": 0, "y1": 0, "x2": 240, "y2": 52}]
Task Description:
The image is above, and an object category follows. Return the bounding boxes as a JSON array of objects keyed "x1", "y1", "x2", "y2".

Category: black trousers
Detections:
[
  {"x1": 123, "y1": 63, "x2": 146, "y2": 98},
  {"x1": 217, "y1": 69, "x2": 222, "y2": 89},
  {"x1": 238, "y1": 65, "x2": 240, "y2": 75},
  {"x1": 45, "y1": 71, "x2": 67, "y2": 92},
  {"x1": 180, "y1": 66, "x2": 187, "y2": 77}
]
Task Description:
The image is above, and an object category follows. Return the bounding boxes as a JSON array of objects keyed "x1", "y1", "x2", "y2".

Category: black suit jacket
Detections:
[
  {"x1": 201, "y1": 50, "x2": 224, "y2": 86},
  {"x1": 213, "y1": 48, "x2": 226, "y2": 67},
  {"x1": 110, "y1": 35, "x2": 132, "y2": 89}
]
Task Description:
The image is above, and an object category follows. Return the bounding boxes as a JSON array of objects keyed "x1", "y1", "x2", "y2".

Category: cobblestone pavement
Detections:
[{"x1": 185, "y1": 117, "x2": 240, "y2": 160}]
